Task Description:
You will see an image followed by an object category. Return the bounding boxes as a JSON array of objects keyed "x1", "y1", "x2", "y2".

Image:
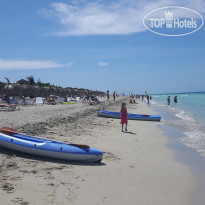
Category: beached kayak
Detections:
[
  {"x1": 0, "y1": 127, "x2": 103, "y2": 163},
  {"x1": 97, "y1": 110, "x2": 161, "y2": 121}
]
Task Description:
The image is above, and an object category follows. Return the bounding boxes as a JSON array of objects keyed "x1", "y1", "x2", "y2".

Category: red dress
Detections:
[{"x1": 120, "y1": 107, "x2": 128, "y2": 124}]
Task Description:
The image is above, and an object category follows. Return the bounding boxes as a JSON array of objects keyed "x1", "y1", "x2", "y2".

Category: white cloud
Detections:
[
  {"x1": 44, "y1": 0, "x2": 205, "y2": 36},
  {"x1": 0, "y1": 59, "x2": 73, "y2": 70},
  {"x1": 98, "y1": 62, "x2": 109, "y2": 67}
]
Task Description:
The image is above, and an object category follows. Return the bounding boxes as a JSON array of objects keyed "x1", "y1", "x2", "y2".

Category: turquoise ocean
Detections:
[{"x1": 150, "y1": 92, "x2": 205, "y2": 158}]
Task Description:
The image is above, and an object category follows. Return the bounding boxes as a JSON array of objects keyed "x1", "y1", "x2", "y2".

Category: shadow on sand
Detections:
[{"x1": 123, "y1": 131, "x2": 137, "y2": 135}]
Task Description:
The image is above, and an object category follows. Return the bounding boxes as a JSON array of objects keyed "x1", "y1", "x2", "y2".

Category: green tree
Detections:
[
  {"x1": 26, "y1": 75, "x2": 35, "y2": 85},
  {"x1": 37, "y1": 78, "x2": 42, "y2": 86}
]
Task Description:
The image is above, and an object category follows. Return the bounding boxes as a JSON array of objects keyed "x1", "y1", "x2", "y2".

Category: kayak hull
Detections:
[
  {"x1": 97, "y1": 110, "x2": 161, "y2": 121},
  {"x1": 0, "y1": 132, "x2": 103, "y2": 163}
]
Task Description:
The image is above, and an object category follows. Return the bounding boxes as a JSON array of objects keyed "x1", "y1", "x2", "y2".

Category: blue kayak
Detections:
[
  {"x1": 97, "y1": 110, "x2": 161, "y2": 121},
  {"x1": 0, "y1": 127, "x2": 103, "y2": 163}
]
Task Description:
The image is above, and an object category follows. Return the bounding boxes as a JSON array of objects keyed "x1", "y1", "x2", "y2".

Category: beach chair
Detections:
[
  {"x1": 0, "y1": 104, "x2": 15, "y2": 111},
  {"x1": 35, "y1": 97, "x2": 43, "y2": 106},
  {"x1": 76, "y1": 97, "x2": 80, "y2": 103},
  {"x1": 0, "y1": 104, "x2": 10, "y2": 111},
  {"x1": 24, "y1": 97, "x2": 34, "y2": 106},
  {"x1": 56, "y1": 96, "x2": 64, "y2": 104},
  {"x1": 9, "y1": 98, "x2": 21, "y2": 110},
  {"x1": 15, "y1": 96, "x2": 24, "y2": 105},
  {"x1": 68, "y1": 97, "x2": 77, "y2": 103}
]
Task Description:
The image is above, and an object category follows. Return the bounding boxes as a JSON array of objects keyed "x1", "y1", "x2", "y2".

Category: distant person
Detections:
[
  {"x1": 167, "y1": 96, "x2": 170, "y2": 105},
  {"x1": 147, "y1": 95, "x2": 150, "y2": 105},
  {"x1": 113, "y1": 91, "x2": 116, "y2": 101},
  {"x1": 106, "y1": 90, "x2": 109, "y2": 101},
  {"x1": 120, "y1": 102, "x2": 128, "y2": 132},
  {"x1": 174, "y1": 96, "x2": 178, "y2": 103}
]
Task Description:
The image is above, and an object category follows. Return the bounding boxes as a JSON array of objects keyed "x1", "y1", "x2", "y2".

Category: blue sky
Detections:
[{"x1": 0, "y1": 0, "x2": 204, "y2": 94}]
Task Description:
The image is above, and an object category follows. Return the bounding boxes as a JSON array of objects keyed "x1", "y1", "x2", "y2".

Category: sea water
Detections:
[{"x1": 150, "y1": 92, "x2": 205, "y2": 158}]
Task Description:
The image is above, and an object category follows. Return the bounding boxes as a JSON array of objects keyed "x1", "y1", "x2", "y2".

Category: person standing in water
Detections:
[
  {"x1": 120, "y1": 102, "x2": 128, "y2": 132},
  {"x1": 167, "y1": 96, "x2": 170, "y2": 105},
  {"x1": 174, "y1": 96, "x2": 178, "y2": 103}
]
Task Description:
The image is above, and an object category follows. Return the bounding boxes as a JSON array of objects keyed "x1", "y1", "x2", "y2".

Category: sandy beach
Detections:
[{"x1": 0, "y1": 97, "x2": 197, "y2": 205}]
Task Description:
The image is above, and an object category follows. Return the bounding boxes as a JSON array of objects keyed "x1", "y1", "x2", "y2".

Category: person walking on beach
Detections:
[
  {"x1": 106, "y1": 90, "x2": 109, "y2": 101},
  {"x1": 146, "y1": 95, "x2": 150, "y2": 106},
  {"x1": 167, "y1": 96, "x2": 170, "y2": 105},
  {"x1": 120, "y1": 102, "x2": 128, "y2": 132},
  {"x1": 113, "y1": 91, "x2": 116, "y2": 101}
]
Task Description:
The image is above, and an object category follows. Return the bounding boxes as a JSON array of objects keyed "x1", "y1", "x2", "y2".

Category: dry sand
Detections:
[{"x1": 0, "y1": 96, "x2": 196, "y2": 205}]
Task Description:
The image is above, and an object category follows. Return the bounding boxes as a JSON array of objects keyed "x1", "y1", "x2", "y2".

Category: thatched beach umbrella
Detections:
[
  {"x1": 0, "y1": 82, "x2": 6, "y2": 95},
  {"x1": 47, "y1": 87, "x2": 56, "y2": 97},
  {"x1": 65, "y1": 89, "x2": 72, "y2": 96},
  {"x1": 1, "y1": 76, "x2": 105, "y2": 99},
  {"x1": 3, "y1": 84, "x2": 14, "y2": 96},
  {"x1": 9, "y1": 84, "x2": 24, "y2": 96},
  {"x1": 37, "y1": 86, "x2": 47, "y2": 97},
  {"x1": 57, "y1": 88, "x2": 65, "y2": 96}
]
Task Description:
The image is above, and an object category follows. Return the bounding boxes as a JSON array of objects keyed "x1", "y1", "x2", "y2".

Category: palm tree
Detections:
[{"x1": 26, "y1": 75, "x2": 35, "y2": 85}]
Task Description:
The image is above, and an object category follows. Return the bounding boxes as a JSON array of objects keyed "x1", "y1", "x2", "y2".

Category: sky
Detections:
[{"x1": 0, "y1": 0, "x2": 205, "y2": 94}]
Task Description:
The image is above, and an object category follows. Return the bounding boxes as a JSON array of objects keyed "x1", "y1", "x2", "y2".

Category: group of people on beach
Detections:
[
  {"x1": 118, "y1": 94, "x2": 179, "y2": 132},
  {"x1": 106, "y1": 90, "x2": 116, "y2": 101}
]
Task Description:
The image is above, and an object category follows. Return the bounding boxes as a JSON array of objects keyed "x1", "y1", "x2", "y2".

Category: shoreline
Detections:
[
  {"x1": 149, "y1": 96, "x2": 205, "y2": 204},
  {"x1": 151, "y1": 93, "x2": 205, "y2": 158},
  {"x1": 0, "y1": 97, "x2": 201, "y2": 204},
  {"x1": 159, "y1": 124, "x2": 205, "y2": 205}
]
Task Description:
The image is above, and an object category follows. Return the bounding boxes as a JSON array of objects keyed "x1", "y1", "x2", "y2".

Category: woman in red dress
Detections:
[{"x1": 120, "y1": 102, "x2": 128, "y2": 132}]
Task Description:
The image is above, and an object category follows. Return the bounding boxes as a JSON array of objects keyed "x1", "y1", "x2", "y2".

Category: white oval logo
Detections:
[{"x1": 143, "y1": 6, "x2": 204, "y2": 36}]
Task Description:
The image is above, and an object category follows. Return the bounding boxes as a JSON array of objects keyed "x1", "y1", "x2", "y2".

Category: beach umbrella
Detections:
[
  {"x1": 3, "y1": 77, "x2": 14, "y2": 96},
  {"x1": 0, "y1": 82, "x2": 6, "y2": 95}
]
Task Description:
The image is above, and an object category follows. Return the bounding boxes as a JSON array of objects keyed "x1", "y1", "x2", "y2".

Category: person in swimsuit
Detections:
[
  {"x1": 167, "y1": 96, "x2": 170, "y2": 105},
  {"x1": 113, "y1": 91, "x2": 116, "y2": 101},
  {"x1": 106, "y1": 90, "x2": 109, "y2": 101}
]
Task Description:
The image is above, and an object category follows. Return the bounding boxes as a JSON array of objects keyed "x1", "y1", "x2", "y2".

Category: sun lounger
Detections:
[
  {"x1": 23, "y1": 97, "x2": 34, "y2": 106},
  {"x1": 76, "y1": 97, "x2": 80, "y2": 103},
  {"x1": 56, "y1": 96, "x2": 64, "y2": 104},
  {"x1": 0, "y1": 105, "x2": 10, "y2": 111},
  {"x1": 9, "y1": 98, "x2": 21, "y2": 110},
  {"x1": 0, "y1": 104, "x2": 17, "y2": 111},
  {"x1": 67, "y1": 97, "x2": 77, "y2": 103},
  {"x1": 35, "y1": 97, "x2": 43, "y2": 105}
]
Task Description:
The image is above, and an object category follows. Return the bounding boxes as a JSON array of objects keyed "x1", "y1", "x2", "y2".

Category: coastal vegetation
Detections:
[{"x1": 0, "y1": 76, "x2": 105, "y2": 98}]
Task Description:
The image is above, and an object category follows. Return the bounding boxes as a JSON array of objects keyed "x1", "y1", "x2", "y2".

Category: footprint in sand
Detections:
[
  {"x1": 1, "y1": 175, "x2": 9, "y2": 181},
  {"x1": 6, "y1": 162, "x2": 18, "y2": 169},
  {"x1": 1, "y1": 183, "x2": 15, "y2": 193},
  {"x1": 11, "y1": 198, "x2": 29, "y2": 205},
  {"x1": 103, "y1": 152, "x2": 120, "y2": 161},
  {"x1": 10, "y1": 176, "x2": 22, "y2": 181}
]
